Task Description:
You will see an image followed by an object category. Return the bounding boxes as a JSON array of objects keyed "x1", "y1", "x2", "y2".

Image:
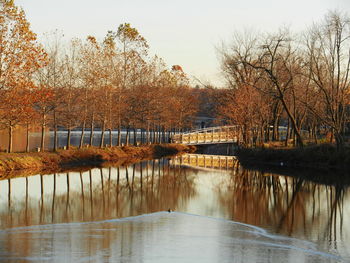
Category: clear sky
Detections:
[{"x1": 15, "y1": 0, "x2": 350, "y2": 87}]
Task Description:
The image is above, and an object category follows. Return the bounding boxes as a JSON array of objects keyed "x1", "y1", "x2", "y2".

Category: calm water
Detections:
[{"x1": 0, "y1": 155, "x2": 349, "y2": 262}]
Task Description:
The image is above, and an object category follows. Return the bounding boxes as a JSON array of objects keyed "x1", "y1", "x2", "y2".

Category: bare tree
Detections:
[{"x1": 305, "y1": 11, "x2": 350, "y2": 150}]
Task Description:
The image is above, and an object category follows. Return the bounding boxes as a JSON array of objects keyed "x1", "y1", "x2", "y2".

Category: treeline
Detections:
[
  {"x1": 218, "y1": 11, "x2": 350, "y2": 150},
  {"x1": 0, "y1": 1, "x2": 197, "y2": 152}
]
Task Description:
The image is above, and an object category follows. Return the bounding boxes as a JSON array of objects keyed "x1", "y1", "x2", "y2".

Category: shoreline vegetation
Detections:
[
  {"x1": 0, "y1": 144, "x2": 196, "y2": 179},
  {"x1": 236, "y1": 143, "x2": 350, "y2": 170}
]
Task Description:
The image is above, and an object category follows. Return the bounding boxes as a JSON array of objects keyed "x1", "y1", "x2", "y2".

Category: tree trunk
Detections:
[
  {"x1": 272, "y1": 116, "x2": 279, "y2": 141},
  {"x1": 313, "y1": 125, "x2": 318, "y2": 144},
  {"x1": 146, "y1": 123, "x2": 150, "y2": 144},
  {"x1": 41, "y1": 114, "x2": 46, "y2": 152},
  {"x1": 117, "y1": 125, "x2": 122, "y2": 146},
  {"x1": 67, "y1": 127, "x2": 71, "y2": 150},
  {"x1": 79, "y1": 120, "x2": 86, "y2": 149},
  {"x1": 158, "y1": 126, "x2": 161, "y2": 143},
  {"x1": 117, "y1": 125, "x2": 121, "y2": 146},
  {"x1": 53, "y1": 110, "x2": 58, "y2": 152},
  {"x1": 109, "y1": 128, "x2": 113, "y2": 147},
  {"x1": 89, "y1": 118, "x2": 94, "y2": 147},
  {"x1": 278, "y1": 95, "x2": 303, "y2": 147},
  {"x1": 126, "y1": 127, "x2": 130, "y2": 146},
  {"x1": 153, "y1": 124, "x2": 157, "y2": 143},
  {"x1": 140, "y1": 129, "x2": 144, "y2": 144},
  {"x1": 162, "y1": 128, "x2": 166, "y2": 143},
  {"x1": 265, "y1": 124, "x2": 270, "y2": 142},
  {"x1": 133, "y1": 128, "x2": 137, "y2": 146},
  {"x1": 285, "y1": 118, "x2": 290, "y2": 147},
  {"x1": 100, "y1": 121, "x2": 105, "y2": 148},
  {"x1": 53, "y1": 131, "x2": 58, "y2": 153},
  {"x1": 259, "y1": 124, "x2": 264, "y2": 145},
  {"x1": 26, "y1": 123, "x2": 30, "y2": 153},
  {"x1": 335, "y1": 132, "x2": 345, "y2": 151},
  {"x1": 8, "y1": 124, "x2": 13, "y2": 153}
]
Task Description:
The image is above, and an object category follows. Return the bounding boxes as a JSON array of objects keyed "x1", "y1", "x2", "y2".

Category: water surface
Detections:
[{"x1": 0, "y1": 155, "x2": 348, "y2": 262}]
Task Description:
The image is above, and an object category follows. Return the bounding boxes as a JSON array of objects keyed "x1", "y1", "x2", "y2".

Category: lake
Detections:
[{"x1": 0, "y1": 154, "x2": 348, "y2": 262}]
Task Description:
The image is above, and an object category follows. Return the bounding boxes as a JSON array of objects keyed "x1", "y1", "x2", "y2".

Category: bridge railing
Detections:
[
  {"x1": 180, "y1": 125, "x2": 239, "y2": 135},
  {"x1": 171, "y1": 125, "x2": 240, "y2": 145}
]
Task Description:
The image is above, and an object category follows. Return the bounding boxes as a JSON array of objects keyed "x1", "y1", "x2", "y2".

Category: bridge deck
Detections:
[{"x1": 172, "y1": 126, "x2": 240, "y2": 145}]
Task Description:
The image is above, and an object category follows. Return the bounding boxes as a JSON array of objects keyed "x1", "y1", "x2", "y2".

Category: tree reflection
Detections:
[
  {"x1": 0, "y1": 160, "x2": 350, "y2": 260},
  {"x1": 0, "y1": 158, "x2": 196, "y2": 229},
  {"x1": 216, "y1": 167, "x2": 349, "y2": 250}
]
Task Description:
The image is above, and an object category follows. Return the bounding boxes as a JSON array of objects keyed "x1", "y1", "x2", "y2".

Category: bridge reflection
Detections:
[{"x1": 171, "y1": 154, "x2": 239, "y2": 169}]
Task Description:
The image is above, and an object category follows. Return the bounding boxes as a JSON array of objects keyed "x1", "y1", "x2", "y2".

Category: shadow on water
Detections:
[{"x1": 240, "y1": 162, "x2": 350, "y2": 187}]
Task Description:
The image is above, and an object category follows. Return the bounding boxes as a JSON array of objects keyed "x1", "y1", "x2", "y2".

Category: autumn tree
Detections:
[
  {"x1": 59, "y1": 41, "x2": 82, "y2": 149},
  {"x1": 35, "y1": 32, "x2": 66, "y2": 151},
  {"x1": 219, "y1": 33, "x2": 271, "y2": 144},
  {"x1": 0, "y1": 0, "x2": 47, "y2": 152},
  {"x1": 220, "y1": 29, "x2": 308, "y2": 147},
  {"x1": 77, "y1": 36, "x2": 101, "y2": 147}
]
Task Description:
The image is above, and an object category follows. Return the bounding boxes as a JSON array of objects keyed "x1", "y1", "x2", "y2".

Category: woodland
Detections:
[
  {"x1": 0, "y1": 0, "x2": 349, "y2": 154},
  {"x1": 0, "y1": 1, "x2": 197, "y2": 153},
  {"x1": 217, "y1": 11, "x2": 350, "y2": 150}
]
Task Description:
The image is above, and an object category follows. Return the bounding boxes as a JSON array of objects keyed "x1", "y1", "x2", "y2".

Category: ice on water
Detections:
[{"x1": 0, "y1": 212, "x2": 342, "y2": 263}]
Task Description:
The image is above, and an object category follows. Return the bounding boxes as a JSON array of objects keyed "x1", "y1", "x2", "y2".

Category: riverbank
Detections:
[
  {"x1": 236, "y1": 143, "x2": 350, "y2": 170},
  {"x1": 0, "y1": 144, "x2": 196, "y2": 178}
]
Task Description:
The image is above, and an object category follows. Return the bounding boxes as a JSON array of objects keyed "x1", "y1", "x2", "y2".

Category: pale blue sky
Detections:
[{"x1": 16, "y1": 0, "x2": 350, "y2": 86}]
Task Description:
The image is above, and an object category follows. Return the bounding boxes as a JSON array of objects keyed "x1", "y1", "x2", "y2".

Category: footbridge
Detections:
[{"x1": 171, "y1": 126, "x2": 240, "y2": 145}]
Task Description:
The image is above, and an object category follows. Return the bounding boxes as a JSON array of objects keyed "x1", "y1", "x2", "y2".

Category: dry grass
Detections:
[{"x1": 0, "y1": 144, "x2": 196, "y2": 177}]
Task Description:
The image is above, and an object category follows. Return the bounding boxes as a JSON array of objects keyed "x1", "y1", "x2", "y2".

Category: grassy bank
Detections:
[
  {"x1": 0, "y1": 144, "x2": 196, "y2": 177},
  {"x1": 236, "y1": 144, "x2": 350, "y2": 170}
]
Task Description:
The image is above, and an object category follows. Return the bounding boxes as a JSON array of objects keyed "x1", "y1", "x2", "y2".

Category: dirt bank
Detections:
[{"x1": 0, "y1": 144, "x2": 196, "y2": 178}]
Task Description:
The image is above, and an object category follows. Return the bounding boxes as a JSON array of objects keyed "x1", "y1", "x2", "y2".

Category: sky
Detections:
[{"x1": 15, "y1": 0, "x2": 350, "y2": 87}]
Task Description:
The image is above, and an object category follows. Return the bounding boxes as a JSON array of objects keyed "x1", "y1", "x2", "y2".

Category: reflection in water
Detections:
[
  {"x1": 215, "y1": 166, "x2": 350, "y2": 260},
  {"x1": 0, "y1": 157, "x2": 349, "y2": 261},
  {"x1": 0, "y1": 159, "x2": 196, "y2": 229}
]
